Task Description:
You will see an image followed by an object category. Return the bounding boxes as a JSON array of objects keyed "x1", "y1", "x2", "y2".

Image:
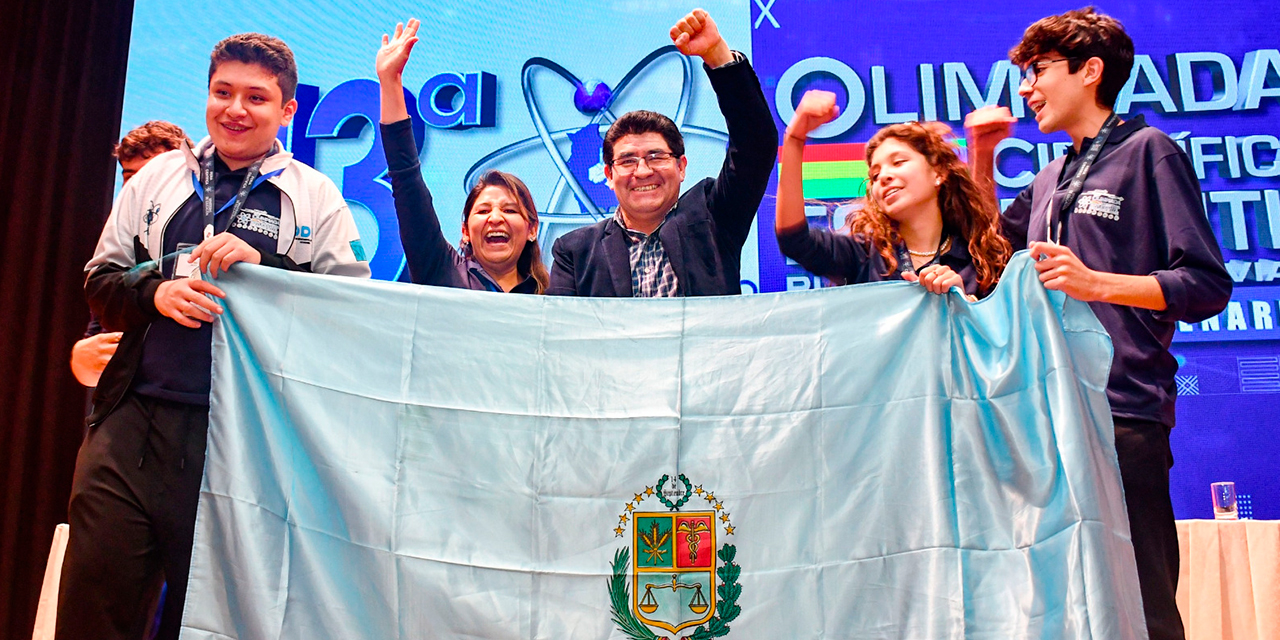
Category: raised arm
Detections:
[
  {"x1": 377, "y1": 19, "x2": 419, "y2": 124},
  {"x1": 672, "y1": 9, "x2": 777, "y2": 250},
  {"x1": 776, "y1": 90, "x2": 838, "y2": 236},
  {"x1": 375, "y1": 20, "x2": 467, "y2": 287},
  {"x1": 773, "y1": 90, "x2": 882, "y2": 282},
  {"x1": 669, "y1": 8, "x2": 733, "y2": 68},
  {"x1": 963, "y1": 106, "x2": 1017, "y2": 208}
]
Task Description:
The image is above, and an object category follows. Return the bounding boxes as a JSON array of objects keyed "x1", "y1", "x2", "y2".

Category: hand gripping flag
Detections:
[{"x1": 180, "y1": 252, "x2": 1146, "y2": 639}]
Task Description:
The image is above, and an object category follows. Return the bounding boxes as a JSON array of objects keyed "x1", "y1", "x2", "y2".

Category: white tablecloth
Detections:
[
  {"x1": 32, "y1": 524, "x2": 69, "y2": 640},
  {"x1": 1176, "y1": 519, "x2": 1280, "y2": 640}
]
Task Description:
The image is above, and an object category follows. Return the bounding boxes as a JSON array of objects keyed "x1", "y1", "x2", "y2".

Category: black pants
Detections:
[
  {"x1": 1114, "y1": 417, "x2": 1185, "y2": 640},
  {"x1": 56, "y1": 393, "x2": 208, "y2": 640}
]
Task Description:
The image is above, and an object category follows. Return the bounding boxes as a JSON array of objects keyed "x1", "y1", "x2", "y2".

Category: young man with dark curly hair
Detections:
[{"x1": 968, "y1": 8, "x2": 1231, "y2": 639}]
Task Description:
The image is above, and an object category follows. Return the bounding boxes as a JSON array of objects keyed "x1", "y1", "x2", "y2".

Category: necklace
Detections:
[{"x1": 907, "y1": 236, "x2": 951, "y2": 258}]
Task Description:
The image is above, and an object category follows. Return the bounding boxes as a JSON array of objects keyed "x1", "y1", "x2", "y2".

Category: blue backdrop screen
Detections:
[{"x1": 122, "y1": 0, "x2": 1280, "y2": 519}]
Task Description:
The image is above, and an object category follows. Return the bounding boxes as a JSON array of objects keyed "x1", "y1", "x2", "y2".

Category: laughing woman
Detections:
[
  {"x1": 775, "y1": 90, "x2": 1010, "y2": 298},
  {"x1": 377, "y1": 19, "x2": 548, "y2": 293}
]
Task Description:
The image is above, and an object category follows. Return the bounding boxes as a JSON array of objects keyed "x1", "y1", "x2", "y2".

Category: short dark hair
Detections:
[
  {"x1": 602, "y1": 110, "x2": 684, "y2": 165},
  {"x1": 1009, "y1": 7, "x2": 1134, "y2": 109},
  {"x1": 114, "y1": 121, "x2": 191, "y2": 162},
  {"x1": 208, "y1": 33, "x2": 299, "y2": 103}
]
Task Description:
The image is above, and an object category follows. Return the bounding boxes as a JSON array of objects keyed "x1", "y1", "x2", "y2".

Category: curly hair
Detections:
[
  {"x1": 1009, "y1": 7, "x2": 1134, "y2": 109},
  {"x1": 851, "y1": 122, "x2": 1011, "y2": 294},
  {"x1": 114, "y1": 121, "x2": 191, "y2": 162},
  {"x1": 461, "y1": 170, "x2": 549, "y2": 293}
]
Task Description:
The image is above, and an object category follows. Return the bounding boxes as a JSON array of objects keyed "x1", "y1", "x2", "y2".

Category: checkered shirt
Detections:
[{"x1": 614, "y1": 210, "x2": 680, "y2": 298}]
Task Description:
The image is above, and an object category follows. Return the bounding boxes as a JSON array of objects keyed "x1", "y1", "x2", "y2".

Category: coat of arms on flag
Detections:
[{"x1": 609, "y1": 474, "x2": 741, "y2": 639}]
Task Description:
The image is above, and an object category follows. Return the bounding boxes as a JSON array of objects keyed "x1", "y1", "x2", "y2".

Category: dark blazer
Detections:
[{"x1": 547, "y1": 56, "x2": 777, "y2": 297}]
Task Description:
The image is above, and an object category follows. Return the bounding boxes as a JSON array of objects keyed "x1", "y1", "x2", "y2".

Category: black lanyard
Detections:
[
  {"x1": 895, "y1": 233, "x2": 949, "y2": 277},
  {"x1": 201, "y1": 151, "x2": 266, "y2": 242},
  {"x1": 1048, "y1": 111, "x2": 1120, "y2": 245}
]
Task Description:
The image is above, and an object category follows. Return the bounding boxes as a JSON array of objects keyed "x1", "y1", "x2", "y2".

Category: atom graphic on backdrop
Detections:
[{"x1": 465, "y1": 45, "x2": 730, "y2": 249}]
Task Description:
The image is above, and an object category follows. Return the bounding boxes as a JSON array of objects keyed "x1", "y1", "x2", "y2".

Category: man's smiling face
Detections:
[
  {"x1": 206, "y1": 60, "x2": 296, "y2": 169},
  {"x1": 606, "y1": 132, "x2": 688, "y2": 223}
]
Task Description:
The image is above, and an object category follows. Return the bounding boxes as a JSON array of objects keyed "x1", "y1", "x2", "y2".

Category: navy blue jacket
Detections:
[
  {"x1": 382, "y1": 118, "x2": 538, "y2": 294},
  {"x1": 777, "y1": 225, "x2": 987, "y2": 298},
  {"x1": 547, "y1": 57, "x2": 777, "y2": 297},
  {"x1": 1002, "y1": 115, "x2": 1231, "y2": 427}
]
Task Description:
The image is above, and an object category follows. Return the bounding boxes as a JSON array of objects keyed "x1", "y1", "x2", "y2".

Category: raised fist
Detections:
[
  {"x1": 963, "y1": 105, "x2": 1016, "y2": 153},
  {"x1": 788, "y1": 90, "x2": 840, "y2": 139},
  {"x1": 669, "y1": 9, "x2": 732, "y2": 67}
]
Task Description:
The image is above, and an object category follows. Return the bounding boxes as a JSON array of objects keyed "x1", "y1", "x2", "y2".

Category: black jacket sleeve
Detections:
[
  {"x1": 381, "y1": 118, "x2": 466, "y2": 287},
  {"x1": 257, "y1": 251, "x2": 308, "y2": 271},
  {"x1": 776, "y1": 225, "x2": 874, "y2": 282},
  {"x1": 548, "y1": 236, "x2": 577, "y2": 296},
  {"x1": 702, "y1": 55, "x2": 779, "y2": 255},
  {"x1": 85, "y1": 237, "x2": 164, "y2": 334}
]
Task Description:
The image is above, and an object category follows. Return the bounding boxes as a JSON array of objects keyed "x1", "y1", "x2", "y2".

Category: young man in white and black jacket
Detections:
[
  {"x1": 968, "y1": 9, "x2": 1230, "y2": 640},
  {"x1": 58, "y1": 33, "x2": 369, "y2": 640}
]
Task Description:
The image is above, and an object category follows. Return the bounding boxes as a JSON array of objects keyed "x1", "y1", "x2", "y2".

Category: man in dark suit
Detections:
[{"x1": 547, "y1": 8, "x2": 776, "y2": 297}]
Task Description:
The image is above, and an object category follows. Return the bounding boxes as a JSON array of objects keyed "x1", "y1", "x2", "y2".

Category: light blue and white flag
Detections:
[{"x1": 181, "y1": 252, "x2": 1146, "y2": 640}]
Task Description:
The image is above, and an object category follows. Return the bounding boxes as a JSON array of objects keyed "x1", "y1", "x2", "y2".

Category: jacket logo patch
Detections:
[
  {"x1": 231, "y1": 208, "x2": 280, "y2": 240},
  {"x1": 144, "y1": 201, "x2": 161, "y2": 238},
  {"x1": 1074, "y1": 189, "x2": 1123, "y2": 221}
]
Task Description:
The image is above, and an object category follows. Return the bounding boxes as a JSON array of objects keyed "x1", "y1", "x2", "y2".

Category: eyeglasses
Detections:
[
  {"x1": 611, "y1": 151, "x2": 678, "y2": 174},
  {"x1": 1023, "y1": 58, "x2": 1073, "y2": 86}
]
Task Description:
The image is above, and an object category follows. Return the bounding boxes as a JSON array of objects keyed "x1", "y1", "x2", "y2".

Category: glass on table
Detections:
[{"x1": 1211, "y1": 482, "x2": 1237, "y2": 520}]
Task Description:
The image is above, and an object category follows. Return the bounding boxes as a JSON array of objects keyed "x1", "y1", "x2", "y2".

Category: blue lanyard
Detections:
[{"x1": 196, "y1": 151, "x2": 269, "y2": 241}]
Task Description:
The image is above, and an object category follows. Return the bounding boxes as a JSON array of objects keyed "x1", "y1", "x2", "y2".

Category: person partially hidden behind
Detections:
[
  {"x1": 71, "y1": 120, "x2": 191, "y2": 388},
  {"x1": 548, "y1": 8, "x2": 777, "y2": 297},
  {"x1": 57, "y1": 33, "x2": 370, "y2": 640}
]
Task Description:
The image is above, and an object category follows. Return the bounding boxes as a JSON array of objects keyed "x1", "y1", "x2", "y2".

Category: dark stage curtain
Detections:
[{"x1": 0, "y1": 0, "x2": 135, "y2": 637}]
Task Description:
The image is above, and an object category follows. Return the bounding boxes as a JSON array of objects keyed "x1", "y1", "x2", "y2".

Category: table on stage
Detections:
[
  {"x1": 30, "y1": 519, "x2": 1280, "y2": 639},
  {"x1": 1176, "y1": 519, "x2": 1280, "y2": 639}
]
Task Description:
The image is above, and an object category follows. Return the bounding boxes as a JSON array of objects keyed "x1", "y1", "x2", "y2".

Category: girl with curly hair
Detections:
[{"x1": 775, "y1": 90, "x2": 1011, "y2": 298}]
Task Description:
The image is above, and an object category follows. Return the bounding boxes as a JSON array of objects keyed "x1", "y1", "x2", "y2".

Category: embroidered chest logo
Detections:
[
  {"x1": 231, "y1": 207, "x2": 280, "y2": 240},
  {"x1": 1074, "y1": 189, "x2": 1123, "y2": 221},
  {"x1": 144, "y1": 200, "x2": 162, "y2": 239},
  {"x1": 609, "y1": 474, "x2": 741, "y2": 639}
]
